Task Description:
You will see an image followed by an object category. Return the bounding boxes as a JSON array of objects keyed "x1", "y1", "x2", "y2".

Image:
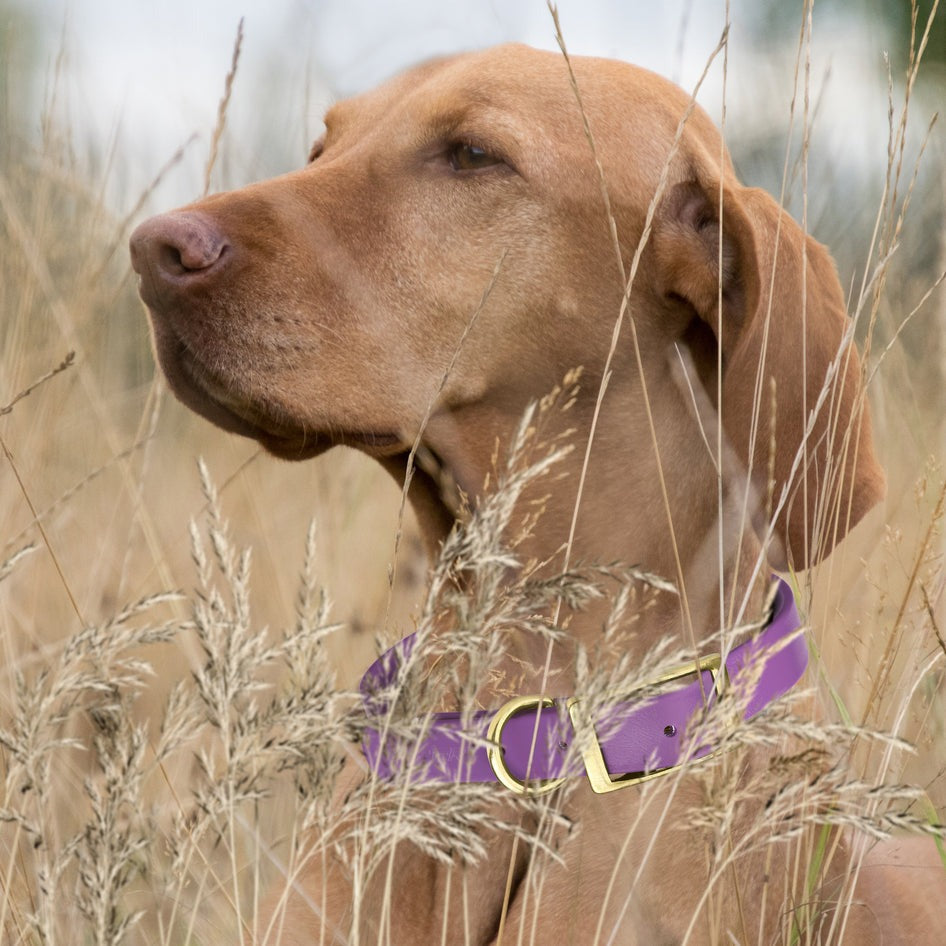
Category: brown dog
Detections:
[{"x1": 131, "y1": 44, "x2": 942, "y2": 945}]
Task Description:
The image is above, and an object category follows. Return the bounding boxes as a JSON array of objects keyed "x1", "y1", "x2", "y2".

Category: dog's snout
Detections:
[{"x1": 130, "y1": 211, "x2": 229, "y2": 287}]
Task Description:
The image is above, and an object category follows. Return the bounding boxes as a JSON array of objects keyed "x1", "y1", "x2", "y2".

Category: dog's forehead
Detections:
[
  {"x1": 401, "y1": 45, "x2": 643, "y2": 122},
  {"x1": 319, "y1": 43, "x2": 729, "y2": 187},
  {"x1": 323, "y1": 46, "x2": 557, "y2": 132},
  {"x1": 327, "y1": 44, "x2": 675, "y2": 134}
]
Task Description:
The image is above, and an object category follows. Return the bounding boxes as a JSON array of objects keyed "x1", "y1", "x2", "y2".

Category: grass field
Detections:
[{"x1": 1, "y1": 3, "x2": 944, "y2": 943}]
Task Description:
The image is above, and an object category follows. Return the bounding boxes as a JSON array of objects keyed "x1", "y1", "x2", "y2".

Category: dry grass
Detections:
[{"x1": 1, "y1": 3, "x2": 945, "y2": 944}]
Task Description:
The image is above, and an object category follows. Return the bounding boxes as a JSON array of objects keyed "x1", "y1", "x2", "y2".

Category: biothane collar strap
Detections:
[{"x1": 360, "y1": 578, "x2": 806, "y2": 795}]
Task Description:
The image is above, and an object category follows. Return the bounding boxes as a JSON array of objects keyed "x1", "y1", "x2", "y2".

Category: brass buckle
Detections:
[
  {"x1": 567, "y1": 653, "x2": 726, "y2": 794},
  {"x1": 486, "y1": 695, "x2": 568, "y2": 796}
]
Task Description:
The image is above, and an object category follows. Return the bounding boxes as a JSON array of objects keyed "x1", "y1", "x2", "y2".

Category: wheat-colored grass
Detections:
[{"x1": 1, "y1": 4, "x2": 944, "y2": 944}]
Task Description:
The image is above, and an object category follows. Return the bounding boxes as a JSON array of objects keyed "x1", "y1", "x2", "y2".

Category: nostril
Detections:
[
  {"x1": 157, "y1": 242, "x2": 187, "y2": 275},
  {"x1": 130, "y1": 211, "x2": 229, "y2": 282},
  {"x1": 156, "y1": 237, "x2": 222, "y2": 276},
  {"x1": 174, "y1": 217, "x2": 228, "y2": 272}
]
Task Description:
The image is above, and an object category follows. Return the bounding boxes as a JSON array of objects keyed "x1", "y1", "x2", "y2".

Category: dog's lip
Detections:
[
  {"x1": 234, "y1": 408, "x2": 407, "y2": 461},
  {"x1": 167, "y1": 337, "x2": 407, "y2": 458},
  {"x1": 202, "y1": 380, "x2": 407, "y2": 456},
  {"x1": 257, "y1": 428, "x2": 406, "y2": 461}
]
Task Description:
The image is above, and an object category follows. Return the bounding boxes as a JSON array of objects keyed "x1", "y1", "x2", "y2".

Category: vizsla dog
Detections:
[{"x1": 130, "y1": 44, "x2": 944, "y2": 945}]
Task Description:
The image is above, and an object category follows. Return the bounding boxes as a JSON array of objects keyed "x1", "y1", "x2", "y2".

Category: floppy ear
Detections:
[{"x1": 653, "y1": 176, "x2": 885, "y2": 569}]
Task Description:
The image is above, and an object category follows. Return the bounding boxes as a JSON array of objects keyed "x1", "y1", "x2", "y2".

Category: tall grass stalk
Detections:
[{"x1": 0, "y1": 4, "x2": 944, "y2": 944}]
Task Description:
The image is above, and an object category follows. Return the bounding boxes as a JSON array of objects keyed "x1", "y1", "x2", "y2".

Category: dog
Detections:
[{"x1": 130, "y1": 43, "x2": 943, "y2": 945}]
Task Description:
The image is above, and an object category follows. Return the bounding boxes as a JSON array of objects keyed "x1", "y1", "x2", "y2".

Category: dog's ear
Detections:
[{"x1": 653, "y1": 176, "x2": 885, "y2": 569}]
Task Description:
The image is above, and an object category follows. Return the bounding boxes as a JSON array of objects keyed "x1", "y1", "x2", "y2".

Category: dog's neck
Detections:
[{"x1": 405, "y1": 355, "x2": 772, "y2": 673}]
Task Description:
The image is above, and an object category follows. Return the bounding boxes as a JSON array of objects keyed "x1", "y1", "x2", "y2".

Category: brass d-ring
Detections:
[{"x1": 485, "y1": 695, "x2": 567, "y2": 796}]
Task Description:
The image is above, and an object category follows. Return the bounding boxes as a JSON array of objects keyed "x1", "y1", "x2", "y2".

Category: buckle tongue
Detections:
[{"x1": 569, "y1": 653, "x2": 725, "y2": 793}]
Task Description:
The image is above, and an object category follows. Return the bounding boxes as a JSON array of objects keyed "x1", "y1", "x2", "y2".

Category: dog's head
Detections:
[{"x1": 131, "y1": 43, "x2": 883, "y2": 571}]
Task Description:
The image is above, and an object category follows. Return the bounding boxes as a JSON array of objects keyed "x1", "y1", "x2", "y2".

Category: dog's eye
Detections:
[{"x1": 448, "y1": 142, "x2": 503, "y2": 172}]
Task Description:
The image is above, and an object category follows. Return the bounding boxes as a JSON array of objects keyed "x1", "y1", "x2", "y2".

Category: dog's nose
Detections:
[{"x1": 130, "y1": 211, "x2": 229, "y2": 288}]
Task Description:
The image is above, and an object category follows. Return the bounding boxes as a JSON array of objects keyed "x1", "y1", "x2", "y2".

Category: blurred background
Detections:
[
  {"x1": 2, "y1": 0, "x2": 945, "y2": 715},
  {"x1": 0, "y1": 2, "x2": 944, "y2": 941},
  {"x1": 0, "y1": 0, "x2": 944, "y2": 923},
  {"x1": 1, "y1": 0, "x2": 944, "y2": 692}
]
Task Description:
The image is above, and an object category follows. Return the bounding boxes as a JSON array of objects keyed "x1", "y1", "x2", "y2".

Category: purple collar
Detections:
[{"x1": 360, "y1": 578, "x2": 805, "y2": 795}]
